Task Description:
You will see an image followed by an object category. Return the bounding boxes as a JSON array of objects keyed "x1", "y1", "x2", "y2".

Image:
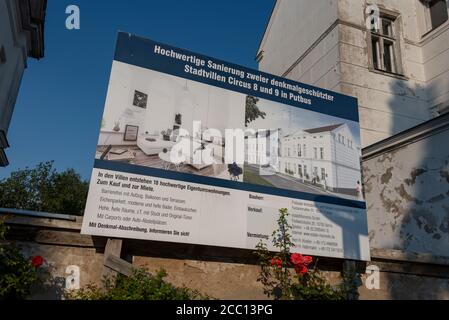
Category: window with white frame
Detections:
[
  {"x1": 421, "y1": 0, "x2": 448, "y2": 33},
  {"x1": 369, "y1": 12, "x2": 403, "y2": 75}
]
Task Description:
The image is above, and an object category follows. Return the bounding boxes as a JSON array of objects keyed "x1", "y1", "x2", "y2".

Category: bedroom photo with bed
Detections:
[{"x1": 95, "y1": 61, "x2": 246, "y2": 181}]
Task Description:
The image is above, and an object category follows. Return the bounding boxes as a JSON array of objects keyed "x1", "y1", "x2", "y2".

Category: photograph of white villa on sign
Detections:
[
  {"x1": 94, "y1": 59, "x2": 363, "y2": 200},
  {"x1": 244, "y1": 97, "x2": 363, "y2": 201}
]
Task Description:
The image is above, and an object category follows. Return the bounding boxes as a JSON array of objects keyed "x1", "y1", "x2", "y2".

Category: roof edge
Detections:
[
  {"x1": 362, "y1": 113, "x2": 449, "y2": 160},
  {"x1": 255, "y1": 0, "x2": 280, "y2": 61}
]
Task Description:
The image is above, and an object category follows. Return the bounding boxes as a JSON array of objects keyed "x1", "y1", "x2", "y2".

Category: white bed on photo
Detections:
[{"x1": 137, "y1": 135, "x2": 177, "y2": 155}]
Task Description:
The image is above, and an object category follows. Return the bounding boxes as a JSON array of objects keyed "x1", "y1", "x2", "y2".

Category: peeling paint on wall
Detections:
[
  {"x1": 441, "y1": 171, "x2": 449, "y2": 183},
  {"x1": 364, "y1": 128, "x2": 449, "y2": 257},
  {"x1": 405, "y1": 169, "x2": 427, "y2": 186},
  {"x1": 381, "y1": 168, "x2": 394, "y2": 185}
]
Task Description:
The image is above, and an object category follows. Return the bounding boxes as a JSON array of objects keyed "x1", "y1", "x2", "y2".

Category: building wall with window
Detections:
[
  {"x1": 257, "y1": 0, "x2": 449, "y2": 147},
  {"x1": 0, "y1": 0, "x2": 47, "y2": 166},
  {"x1": 421, "y1": 1, "x2": 449, "y2": 116},
  {"x1": 279, "y1": 124, "x2": 361, "y2": 193}
]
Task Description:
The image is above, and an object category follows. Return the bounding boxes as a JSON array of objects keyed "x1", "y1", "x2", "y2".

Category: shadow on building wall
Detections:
[{"x1": 362, "y1": 78, "x2": 449, "y2": 299}]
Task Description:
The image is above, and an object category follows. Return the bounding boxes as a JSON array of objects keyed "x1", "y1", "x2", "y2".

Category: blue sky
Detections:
[{"x1": 1, "y1": 0, "x2": 275, "y2": 180}]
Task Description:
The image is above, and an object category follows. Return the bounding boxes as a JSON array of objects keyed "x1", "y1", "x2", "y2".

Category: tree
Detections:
[
  {"x1": 0, "y1": 162, "x2": 88, "y2": 216},
  {"x1": 245, "y1": 95, "x2": 266, "y2": 127}
]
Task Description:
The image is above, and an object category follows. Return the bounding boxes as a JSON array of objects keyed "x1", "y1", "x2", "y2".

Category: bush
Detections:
[
  {"x1": 68, "y1": 268, "x2": 211, "y2": 300},
  {"x1": 255, "y1": 209, "x2": 355, "y2": 300},
  {"x1": 0, "y1": 218, "x2": 43, "y2": 300}
]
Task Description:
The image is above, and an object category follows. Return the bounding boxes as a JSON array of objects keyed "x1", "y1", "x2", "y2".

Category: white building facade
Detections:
[
  {"x1": 280, "y1": 124, "x2": 362, "y2": 195},
  {"x1": 246, "y1": 129, "x2": 282, "y2": 171},
  {"x1": 0, "y1": 0, "x2": 47, "y2": 166},
  {"x1": 257, "y1": 0, "x2": 449, "y2": 147}
]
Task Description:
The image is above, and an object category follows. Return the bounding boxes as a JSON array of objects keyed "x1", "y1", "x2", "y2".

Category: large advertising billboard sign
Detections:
[{"x1": 81, "y1": 32, "x2": 370, "y2": 261}]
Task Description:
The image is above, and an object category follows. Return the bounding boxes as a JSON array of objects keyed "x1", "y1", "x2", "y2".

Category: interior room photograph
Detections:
[{"x1": 95, "y1": 61, "x2": 246, "y2": 181}]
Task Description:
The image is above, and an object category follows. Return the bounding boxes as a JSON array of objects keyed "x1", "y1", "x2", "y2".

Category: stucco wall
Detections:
[
  {"x1": 258, "y1": 0, "x2": 339, "y2": 78},
  {"x1": 360, "y1": 259, "x2": 449, "y2": 300},
  {"x1": 363, "y1": 115, "x2": 449, "y2": 257},
  {"x1": 422, "y1": 23, "x2": 449, "y2": 111}
]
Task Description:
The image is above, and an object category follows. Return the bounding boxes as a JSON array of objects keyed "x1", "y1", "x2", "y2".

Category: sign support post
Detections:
[{"x1": 102, "y1": 238, "x2": 123, "y2": 280}]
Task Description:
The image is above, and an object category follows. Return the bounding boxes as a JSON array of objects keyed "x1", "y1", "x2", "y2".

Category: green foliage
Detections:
[
  {"x1": 243, "y1": 168, "x2": 275, "y2": 187},
  {"x1": 68, "y1": 269, "x2": 211, "y2": 300},
  {"x1": 0, "y1": 219, "x2": 39, "y2": 300},
  {"x1": 245, "y1": 96, "x2": 266, "y2": 127},
  {"x1": 255, "y1": 208, "x2": 293, "y2": 299},
  {"x1": 290, "y1": 268, "x2": 348, "y2": 300},
  {"x1": 0, "y1": 161, "x2": 88, "y2": 215},
  {"x1": 0, "y1": 218, "x2": 7, "y2": 240},
  {"x1": 255, "y1": 208, "x2": 354, "y2": 300}
]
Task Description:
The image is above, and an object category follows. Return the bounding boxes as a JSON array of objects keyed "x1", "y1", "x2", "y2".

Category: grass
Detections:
[{"x1": 243, "y1": 165, "x2": 275, "y2": 187}]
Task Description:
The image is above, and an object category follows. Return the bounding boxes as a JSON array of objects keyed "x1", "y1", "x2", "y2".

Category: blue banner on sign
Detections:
[{"x1": 113, "y1": 32, "x2": 359, "y2": 122}]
